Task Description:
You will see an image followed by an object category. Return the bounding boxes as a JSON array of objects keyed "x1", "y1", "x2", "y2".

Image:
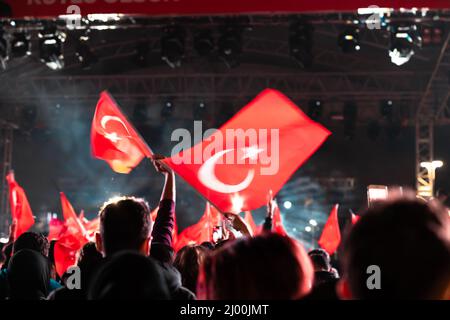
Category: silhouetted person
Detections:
[
  {"x1": 198, "y1": 233, "x2": 314, "y2": 300},
  {"x1": 7, "y1": 249, "x2": 50, "y2": 300},
  {"x1": 88, "y1": 251, "x2": 170, "y2": 300},
  {"x1": 174, "y1": 245, "x2": 208, "y2": 294},
  {"x1": 338, "y1": 198, "x2": 450, "y2": 299}
]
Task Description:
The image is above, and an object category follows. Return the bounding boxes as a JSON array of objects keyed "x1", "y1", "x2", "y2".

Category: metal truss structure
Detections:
[
  {"x1": 0, "y1": 121, "x2": 16, "y2": 235},
  {"x1": 415, "y1": 31, "x2": 450, "y2": 198}
]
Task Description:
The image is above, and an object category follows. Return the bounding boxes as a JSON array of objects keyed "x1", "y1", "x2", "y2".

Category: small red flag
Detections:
[
  {"x1": 60, "y1": 192, "x2": 86, "y2": 238},
  {"x1": 318, "y1": 204, "x2": 341, "y2": 255},
  {"x1": 48, "y1": 218, "x2": 66, "y2": 241},
  {"x1": 351, "y1": 212, "x2": 360, "y2": 225},
  {"x1": 164, "y1": 89, "x2": 330, "y2": 213},
  {"x1": 6, "y1": 172, "x2": 35, "y2": 239},
  {"x1": 55, "y1": 193, "x2": 90, "y2": 276},
  {"x1": 91, "y1": 91, "x2": 152, "y2": 174},
  {"x1": 272, "y1": 202, "x2": 288, "y2": 236},
  {"x1": 54, "y1": 233, "x2": 85, "y2": 277},
  {"x1": 174, "y1": 203, "x2": 221, "y2": 251}
]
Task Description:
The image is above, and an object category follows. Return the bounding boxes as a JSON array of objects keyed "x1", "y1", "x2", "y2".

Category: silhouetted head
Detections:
[
  {"x1": 339, "y1": 198, "x2": 450, "y2": 299},
  {"x1": 308, "y1": 248, "x2": 331, "y2": 272},
  {"x1": 198, "y1": 233, "x2": 314, "y2": 300},
  {"x1": 97, "y1": 196, "x2": 152, "y2": 257},
  {"x1": 7, "y1": 249, "x2": 50, "y2": 300},
  {"x1": 13, "y1": 232, "x2": 49, "y2": 257},
  {"x1": 174, "y1": 245, "x2": 208, "y2": 294}
]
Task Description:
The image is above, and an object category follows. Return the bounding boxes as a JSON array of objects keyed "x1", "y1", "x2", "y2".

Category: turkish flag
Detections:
[
  {"x1": 54, "y1": 233, "x2": 85, "y2": 277},
  {"x1": 318, "y1": 204, "x2": 341, "y2": 255},
  {"x1": 164, "y1": 89, "x2": 330, "y2": 213},
  {"x1": 60, "y1": 192, "x2": 86, "y2": 238},
  {"x1": 351, "y1": 212, "x2": 360, "y2": 225},
  {"x1": 272, "y1": 202, "x2": 288, "y2": 236},
  {"x1": 174, "y1": 203, "x2": 221, "y2": 251},
  {"x1": 91, "y1": 91, "x2": 152, "y2": 174},
  {"x1": 6, "y1": 172, "x2": 35, "y2": 239}
]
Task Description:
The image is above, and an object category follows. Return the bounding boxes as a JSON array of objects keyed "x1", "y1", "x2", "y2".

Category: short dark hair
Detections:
[
  {"x1": 308, "y1": 249, "x2": 331, "y2": 271},
  {"x1": 99, "y1": 197, "x2": 152, "y2": 256},
  {"x1": 13, "y1": 232, "x2": 49, "y2": 257},
  {"x1": 199, "y1": 233, "x2": 314, "y2": 299},
  {"x1": 341, "y1": 199, "x2": 450, "y2": 299}
]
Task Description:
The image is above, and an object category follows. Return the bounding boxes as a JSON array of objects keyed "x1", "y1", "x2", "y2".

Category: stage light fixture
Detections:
[
  {"x1": 193, "y1": 102, "x2": 207, "y2": 120},
  {"x1": 218, "y1": 25, "x2": 242, "y2": 68},
  {"x1": 39, "y1": 26, "x2": 66, "y2": 70},
  {"x1": 421, "y1": 26, "x2": 444, "y2": 46},
  {"x1": 388, "y1": 24, "x2": 420, "y2": 66},
  {"x1": 10, "y1": 32, "x2": 31, "y2": 58},
  {"x1": 161, "y1": 100, "x2": 174, "y2": 119},
  {"x1": 380, "y1": 99, "x2": 394, "y2": 118},
  {"x1": 194, "y1": 30, "x2": 215, "y2": 56},
  {"x1": 75, "y1": 35, "x2": 97, "y2": 69},
  {"x1": 161, "y1": 25, "x2": 185, "y2": 68},
  {"x1": 289, "y1": 21, "x2": 314, "y2": 68},
  {"x1": 338, "y1": 27, "x2": 361, "y2": 53},
  {"x1": 307, "y1": 100, "x2": 323, "y2": 121}
]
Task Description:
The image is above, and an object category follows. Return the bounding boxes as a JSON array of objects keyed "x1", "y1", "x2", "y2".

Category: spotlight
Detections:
[
  {"x1": 161, "y1": 25, "x2": 185, "y2": 68},
  {"x1": 421, "y1": 26, "x2": 444, "y2": 46},
  {"x1": 305, "y1": 226, "x2": 312, "y2": 232},
  {"x1": 194, "y1": 30, "x2": 215, "y2": 56},
  {"x1": 309, "y1": 219, "x2": 318, "y2": 227},
  {"x1": 289, "y1": 21, "x2": 314, "y2": 68},
  {"x1": 380, "y1": 99, "x2": 393, "y2": 118},
  {"x1": 39, "y1": 26, "x2": 66, "y2": 70},
  {"x1": 343, "y1": 102, "x2": 358, "y2": 140},
  {"x1": 134, "y1": 41, "x2": 150, "y2": 67},
  {"x1": 338, "y1": 27, "x2": 361, "y2": 53},
  {"x1": 193, "y1": 102, "x2": 207, "y2": 120},
  {"x1": 75, "y1": 35, "x2": 97, "y2": 69},
  {"x1": 388, "y1": 24, "x2": 420, "y2": 66},
  {"x1": 10, "y1": 33, "x2": 31, "y2": 58},
  {"x1": 308, "y1": 100, "x2": 323, "y2": 121},
  {"x1": 161, "y1": 100, "x2": 174, "y2": 119},
  {"x1": 218, "y1": 25, "x2": 242, "y2": 68},
  {"x1": 283, "y1": 201, "x2": 293, "y2": 210}
]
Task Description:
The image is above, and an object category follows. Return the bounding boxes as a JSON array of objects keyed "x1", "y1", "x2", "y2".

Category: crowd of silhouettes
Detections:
[{"x1": 0, "y1": 157, "x2": 449, "y2": 300}]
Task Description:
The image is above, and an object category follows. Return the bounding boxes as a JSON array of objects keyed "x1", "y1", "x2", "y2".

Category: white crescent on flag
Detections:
[
  {"x1": 100, "y1": 115, "x2": 131, "y2": 143},
  {"x1": 198, "y1": 147, "x2": 263, "y2": 194}
]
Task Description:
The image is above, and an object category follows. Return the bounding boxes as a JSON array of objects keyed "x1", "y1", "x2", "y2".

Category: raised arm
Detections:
[
  {"x1": 262, "y1": 198, "x2": 275, "y2": 233},
  {"x1": 150, "y1": 155, "x2": 176, "y2": 263}
]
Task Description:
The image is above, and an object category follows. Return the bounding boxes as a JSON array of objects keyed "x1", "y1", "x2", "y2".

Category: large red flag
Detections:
[
  {"x1": 174, "y1": 203, "x2": 221, "y2": 251},
  {"x1": 6, "y1": 172, "x2": 35, "y2": 239},
  {"x1": 164, "y1": 89, "x2": 330, "y2": 213},
  {"x1": 318, "y1": 204, "x2": 341, "y2": 255},
  {"x1": 272, "y1": 202, "x2": 288, "y2": 236},
  {"x1": 91, "y1": 91, "x2": 152, "y2": 174}
]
